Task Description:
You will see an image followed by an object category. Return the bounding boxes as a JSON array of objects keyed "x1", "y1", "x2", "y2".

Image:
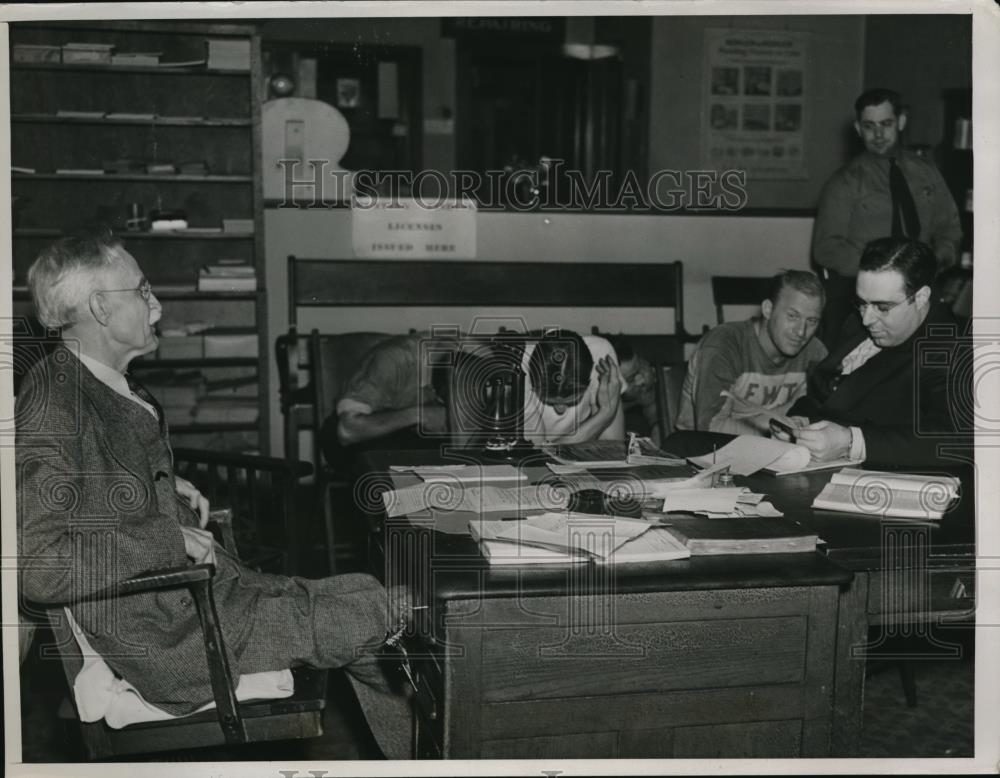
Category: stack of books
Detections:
[
  {"x1": 62, "y1": 42, "x2": 115, "y2": 65},
  {"x1": 206, "y1": 39, "x2": 250, "y2": 71},
  {"x1": 198, "y1": 260, "x2": 256, "y2": 292},
  {"x1": 193, "y1": 396, "x2": 258, "y2": 425}
]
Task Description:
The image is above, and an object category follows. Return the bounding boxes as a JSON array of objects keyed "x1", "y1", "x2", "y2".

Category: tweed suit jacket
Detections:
[
  {"x1": 17, "y1": 346, "x2": 388, "y2": 716},
  {"x1": 788, "y1": 304, "x2": 970, "y2": 468}
]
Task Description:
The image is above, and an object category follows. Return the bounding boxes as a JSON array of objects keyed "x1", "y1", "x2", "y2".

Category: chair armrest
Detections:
[
  {"x1": 118, "y1": 563, "x2": 216, "y2": 595},
  {"x1": 172, "y1": 447, "x2": 313, "y2": 480}
]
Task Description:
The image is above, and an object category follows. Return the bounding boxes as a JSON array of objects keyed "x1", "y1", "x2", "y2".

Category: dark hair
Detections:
[
  {"x1": 608, "y1": 336, "x2": 635, "y2": 364},
  {"x1": 854, "y1": 88, "x2": 903, "y2": 118},
  {"x1": 766, "y1": 269, "x2": 825, "y2": 307},
  {"x1": 527, "y1": 329, "x2": 593, "y2": 405},
  {"x1": 858, "y1": 237, "x2": 936, "y2": 296}
]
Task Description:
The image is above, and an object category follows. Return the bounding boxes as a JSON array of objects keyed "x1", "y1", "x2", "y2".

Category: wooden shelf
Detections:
[
  {"x1": 13, "y1": 229, "x2": 254, "y2": 240},
  {"x1": 12, "y1": 62, "x2": 250, "y2": 77},
  {"x1": 14, "y1": 172, "x2": 252, "y2": 183},
  {"x1": 11, "y1": 22, "x2": 269, "y2": 451},
  {"x1": 12, "y1": 113, "x2": 251, "y2": 127}
]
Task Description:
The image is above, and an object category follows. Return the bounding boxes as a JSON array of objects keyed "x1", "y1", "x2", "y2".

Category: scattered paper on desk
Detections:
[
  {"x1": 661, "y1": 487, "x2": 746, "y2": 514},
  {"x1": 405, "y1": 464, "x2": 527, "y2": 484},
  {"x1": 689, "y1": 436, "x2": 810, "y2": 476}
]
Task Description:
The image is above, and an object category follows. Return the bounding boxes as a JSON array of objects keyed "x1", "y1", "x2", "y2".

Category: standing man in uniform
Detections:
[{"x1": 812, "y1": 88, "x2": 962, "y2": 346}]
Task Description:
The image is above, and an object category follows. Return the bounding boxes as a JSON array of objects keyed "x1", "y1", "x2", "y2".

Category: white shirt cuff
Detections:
[{"x1": 849, "y1": 426, "x2": 866, "y2": 462}]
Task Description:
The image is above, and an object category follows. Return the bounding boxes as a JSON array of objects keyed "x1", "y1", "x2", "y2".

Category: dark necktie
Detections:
[
  {"x1": 125, "y1": 373, "x2": 165, "y2": 432},
  {"x1": 889, "y1": 157, "x2": 921, "y2": 239}
]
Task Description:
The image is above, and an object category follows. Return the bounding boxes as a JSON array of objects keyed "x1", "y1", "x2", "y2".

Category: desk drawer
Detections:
[
  {"x1": 867, "y1": 567, "x2": 975, "y2": 622},
  {"x1": 481, "y1": 616, "x2": 808, "y2": 702}
]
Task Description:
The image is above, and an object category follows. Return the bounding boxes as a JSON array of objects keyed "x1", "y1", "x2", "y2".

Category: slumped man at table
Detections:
[{"x1": 780, "y1": 236, "x2": 968, "y2": 469}]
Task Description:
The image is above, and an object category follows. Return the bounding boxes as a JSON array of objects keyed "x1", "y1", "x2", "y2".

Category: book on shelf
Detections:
[
  {"x1": 62, "y1": 43, "x2": 114, "y2": 65},
  {"x1": 222, "y1": 218, "x2": 255, "y2": 234},
  {"x1": 202, "y1": 327, "x2": 259, "y2": 358},
  {"x1": 111, "y1": 52, "x2": 161, "y2": 67},
  {"x1": 158, "y1": 58, "x2": 208, "y2": 68},
  {"x1": 180, "y1": 226, "x2": 224, "y2": 234},
  {"x1": 106, "y1": 112, "x2": 157, "y2": 121},
  {"x1": 178, "y1": 160, "x2": 210, "y2": 176},
  {"x1": 54, "y1": 167, "x2": 104, "y2": 176},
  {"x1": 12, "y1": 44, "x2": 62, "y2": 64},
  {"x1": 811, "y1": 468, "x2": 960, "y2": 521},
  {"x1": 469, "y1": 513, "x2": 691, "y2": 566},
  {"x1": 142, "y1": 371, "x2": 206, "y2": 408},
  {"x1": 193, "y1": 396, "x2": 258, "y2": 425},
  {"x1": 146, "y1": 162, "x2": 177, "y2": 175},
  {"x1": 197, "y1": 276, "x2": 257, "y2": 292},
  {"x1": 206, "y1": 39, "x2": 250, "y2": 71},
  {"x1": 56, "y1": 110, "x2": 106, "y2": 119},
  {"x1": 662, "y1": 516, "x2": 820, "y2": 556},
  {"x1": 155, "y1": 334, "x2": 204, "y2": 360},
  {"x1": 12, "y1": 166, "x2": 36, "y2": 175},
  {"x1": 688, "y1": 435, "x2": 861, "y2": 477},
  {"x1": 201, "y1": 260, "x2": 255, "y2": 276}
]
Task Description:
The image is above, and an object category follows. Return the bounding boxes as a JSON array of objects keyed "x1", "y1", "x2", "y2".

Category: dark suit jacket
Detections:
[
  {"x1": 17, "y1": 347, "x2": 387, "y2": 715},
  {"x1": 789, "y1": 304, "x2": 971, "y2": 468}
]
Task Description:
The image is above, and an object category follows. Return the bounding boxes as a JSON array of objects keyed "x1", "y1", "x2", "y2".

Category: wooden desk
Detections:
[
  {"x1": 365, "y1": 449, "x2": 860, "y2": 759},
  {"x1": 743, "y1": 468, "x2": 976, "y2": 754}
]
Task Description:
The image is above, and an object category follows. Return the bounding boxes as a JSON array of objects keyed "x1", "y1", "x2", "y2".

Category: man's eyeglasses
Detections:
[
  {"x1": 854, "y1": 294, "x2": 914, "y2": 318},
  {"x1": 97, "y1": 279, "x2": 153, "y2": 302}
]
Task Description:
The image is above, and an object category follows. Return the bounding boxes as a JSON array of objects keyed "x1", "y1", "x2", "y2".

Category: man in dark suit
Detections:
[
  {"x1": 16, "y1": 228, "x2": 412, "y2": 758},
  {"x1": 786, "y1": 236, "x2": 968, "y2": 468}
]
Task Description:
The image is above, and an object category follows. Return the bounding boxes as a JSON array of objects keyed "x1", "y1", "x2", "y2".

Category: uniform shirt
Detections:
[
  {"x1": 813, "y1": 149, "x2": 962, "y2": 277},
  {"x1": 676, "y1": 318, "x2": 827, "y2": 434}
]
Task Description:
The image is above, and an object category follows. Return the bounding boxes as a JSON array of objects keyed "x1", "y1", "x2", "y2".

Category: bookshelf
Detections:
[{"x1": 10, "y1": 20, "x2": 269, "y2": 452}]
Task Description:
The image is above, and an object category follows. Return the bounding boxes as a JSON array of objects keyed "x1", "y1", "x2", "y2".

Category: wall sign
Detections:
[
  {"x1": 441, "y1": 17, "x2": 565, "y2": 40},
  {"x1": 703, "y1": 28, "x2": 809, "y2": 180},
  {"x1": 351, "y1": 197, "x2": 477, "y2": 259}
]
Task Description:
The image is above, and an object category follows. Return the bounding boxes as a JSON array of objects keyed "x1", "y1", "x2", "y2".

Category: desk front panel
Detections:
[{"x1": 413, "y1": 584, "x2": 841, "y2": 759}]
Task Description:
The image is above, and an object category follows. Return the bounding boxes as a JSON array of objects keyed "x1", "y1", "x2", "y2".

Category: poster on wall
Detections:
[{"x1": 703, "y1": 28, "x2": 809, "y2": 180}]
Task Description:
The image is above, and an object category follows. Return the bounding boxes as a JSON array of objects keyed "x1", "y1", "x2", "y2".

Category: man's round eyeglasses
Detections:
[
  {"x1": 98, "y1": 280, "x2": 152, "y2": 302},
  {"x1": 853, "y1": 294, "x2": 914, "y2": 318}
]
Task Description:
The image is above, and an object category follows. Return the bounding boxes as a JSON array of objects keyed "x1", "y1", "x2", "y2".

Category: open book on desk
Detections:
[
  {"x1": 688, "y1": 435, "x2": 861, "y2": 477},
  {"x1": 469, "y1": 513, "x2": 691, "y2": 566},
  {"x1": 812, "y1": 468, "x2": 960, "y2": 521}
]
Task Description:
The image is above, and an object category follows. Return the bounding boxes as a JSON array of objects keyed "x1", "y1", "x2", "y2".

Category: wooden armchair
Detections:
[{"x1": 38, "y1": 449, "x2": 327, "y2": 760}]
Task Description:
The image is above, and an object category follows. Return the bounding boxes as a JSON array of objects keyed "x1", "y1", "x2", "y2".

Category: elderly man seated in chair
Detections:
[{"x1": 16, "y1": 228, "x2": 413, "y2": 759}]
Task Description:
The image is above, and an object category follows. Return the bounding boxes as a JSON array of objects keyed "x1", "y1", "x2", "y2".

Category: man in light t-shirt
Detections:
[
  {"x1": 520, "y1": 329, "x2": 625, "y2": 445},
  {"x1": 676, "y1": 270, "x2": 827, "y2": 435}
]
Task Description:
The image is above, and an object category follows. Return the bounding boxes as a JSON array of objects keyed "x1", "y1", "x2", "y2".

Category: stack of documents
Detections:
[
  {"x1": 469, "y1": 512, "x2": 691, "y2": 566},
  {"x1": 383, "y1": 483, "x2": 568, "y2": 519},
  {"x1": 812, "y1": 468, "x2": 960, "y2": 521}
]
